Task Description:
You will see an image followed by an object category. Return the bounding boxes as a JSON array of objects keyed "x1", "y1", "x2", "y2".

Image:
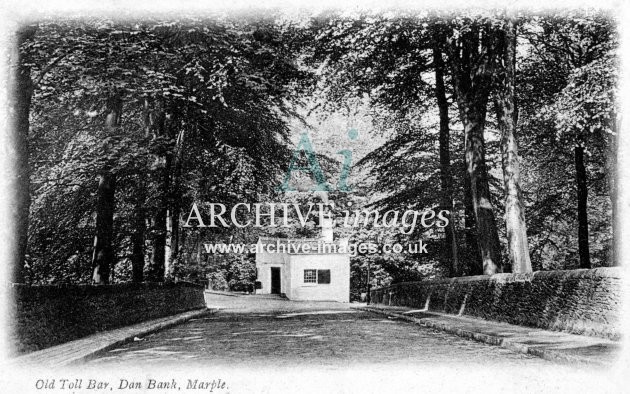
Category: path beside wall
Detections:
[{"x1": 369, "y1": 267, "x2": 621, "y2": 340}]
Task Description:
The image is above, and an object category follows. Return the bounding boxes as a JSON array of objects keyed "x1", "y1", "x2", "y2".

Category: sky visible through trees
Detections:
[{"x1": 8, "y1": 8, "x2": 618, "y2": 297}]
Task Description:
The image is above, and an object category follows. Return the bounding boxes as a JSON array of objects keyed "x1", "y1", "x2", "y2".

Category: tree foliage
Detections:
[{"x1": 16, "y1": 9, "x2": 618, "y2": 293}]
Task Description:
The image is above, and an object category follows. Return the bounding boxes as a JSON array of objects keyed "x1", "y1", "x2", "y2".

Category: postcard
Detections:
[{"x1": 0, "y1": 1, "x2": 627, "y2": 393}]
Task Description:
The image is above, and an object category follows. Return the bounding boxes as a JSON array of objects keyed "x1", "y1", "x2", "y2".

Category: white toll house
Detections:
[{"x1": 254, "y1": 214, "x2": 350, "y2": 302}]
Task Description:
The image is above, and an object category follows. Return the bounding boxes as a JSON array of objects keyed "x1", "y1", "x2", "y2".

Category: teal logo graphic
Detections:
[{"x1": 278, "y1": 129, "x2": 358, "y2": 192}]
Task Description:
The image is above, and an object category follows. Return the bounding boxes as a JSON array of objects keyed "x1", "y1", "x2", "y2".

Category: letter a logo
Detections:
[{"x1": 278, "y1": 133, "x2": 331, "y2": 192}]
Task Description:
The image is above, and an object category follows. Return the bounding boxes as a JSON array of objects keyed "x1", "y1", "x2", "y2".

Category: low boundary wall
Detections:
[
  {"x1": 369, "y1": 267, "x2": 621, "y2": 340},
  {"x1": 12, "y1": 281, "x2": 206, "y2": 353}
]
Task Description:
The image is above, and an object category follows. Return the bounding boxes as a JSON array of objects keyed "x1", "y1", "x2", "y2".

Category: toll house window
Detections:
[
  {"x1": 317, "y1": 269, "x2": 331, "y2": 284},
  {"x1": 304, "y1": 269, "x2": 317, "y2": 283}
]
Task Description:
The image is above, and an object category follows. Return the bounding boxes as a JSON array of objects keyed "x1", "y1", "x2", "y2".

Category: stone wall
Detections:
[
  {"x1": 12, "y1": 281, "x2": 206, "y2": 354},
  {"x1": 369, "y1": 267, "x2": 621, "y2": 340}
]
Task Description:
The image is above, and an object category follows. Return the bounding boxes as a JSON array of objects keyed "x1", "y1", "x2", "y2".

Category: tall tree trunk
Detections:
[
  {"x1": 147, "y1": 109, "x2": 169, "y2": 282},
  {"x1": 163, "y1": 165, "x2": 175, "y2": 280},
  {"x1": 448, "y1": 23, "x2": 503, "y2": 275},
  {"x1": 575, "y1": 145, "x2": 591, "y2": 269},
  {"x1": 92, "y1": 93, "x2": 122, "y2": 284},
  {"x1": 165, "y1": 209, "x2": 173, "y2": 280},
  {"x1": 608, "y1": 111, "x2": 619, "y2": 266},
  {"x1": 170, "y1": 200, "x2": 181, "y2": 273},
  {"x1": 131, "y1": 167, "x2": 147, "y2": 283},
  {"x1": 165, "y1": 157, "x2": 183, "y2": 280},
  {"x1": 149, "y1": 203, "x2": 167, "y2": 281},
  {"x1": 131, "y1": 175, "x2": 145, "y2": 283},
  {"x1": 8, "y1": 26, "x2": 36, "y2": 283},
  {"x1": 494, "y1": 19, "x2": 532, "y2": 274},
  {"x1": 433, "y1": 42, "x2": 459, "y2": 277},
  {"x1": 130, "y1": 98, "x2": 155, "y2": 283},
  {"x1": 92, "y1": 174, "x2": 116, "y2": 284},
  {"x1": 461, "y1": 105, "x2": 503, "y2": 275},
  {"x1": 165, "y1": 205, "x2": 181, "y2": 280},
  {"x1": 464, "y1": 170, "x2": 483, "y2": 275}
]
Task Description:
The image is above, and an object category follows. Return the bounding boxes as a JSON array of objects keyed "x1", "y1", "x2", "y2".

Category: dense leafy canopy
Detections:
[{"x1": 18, "y1": 9, "x2": 617, "y2": 294}]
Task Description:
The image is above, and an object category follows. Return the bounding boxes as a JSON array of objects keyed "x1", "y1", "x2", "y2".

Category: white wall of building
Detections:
[
  {"x1": 255, "y1": 262, "x2": 279, "y2": 295},
  {"x1": 255, "y1": 239, "x2": 350, "y2": 302},
  {"x1": 255, "y1": 241, "x2": 285, "y2": 295},
  {"x1": 285, "y1": 254, "x2": 350, "y2": 302},
  {"x1": 281, "y1": 253, "x2": 291, "y2": 295}
]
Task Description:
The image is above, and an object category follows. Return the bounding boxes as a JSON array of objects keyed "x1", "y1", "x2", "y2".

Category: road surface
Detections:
[{"x1": 88, "y1": 293, "x2": 554, "y2": 367}]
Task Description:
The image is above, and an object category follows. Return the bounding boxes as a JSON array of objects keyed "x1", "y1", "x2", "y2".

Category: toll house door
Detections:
[{"x1": 271, "y1": 267, "x2": 281, "y2": 294}]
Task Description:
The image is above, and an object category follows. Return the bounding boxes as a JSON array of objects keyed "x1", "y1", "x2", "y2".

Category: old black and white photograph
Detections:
[{"x1": 0, "y1": 1, "x2": 628, "y2": 393}]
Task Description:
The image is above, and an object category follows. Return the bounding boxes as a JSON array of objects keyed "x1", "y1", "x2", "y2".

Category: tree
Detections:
[
  {"x1": 519, "y1": 13, "x2": 617, "y2": 268},
  {"x1": 493, "y1": 17, "x2": 532, "y2": 273},
  {"x1": 24, "y1": 16, "x2": 307, "y2": 284},
  {"x1": 308, "y1": 13, "x2": 467, "y2": 275},
  {"x1": 7, "y1": 26, "x2": 37, "y2": 283},
  {"x1": 20, "y1": 11, "x2": 618, "y2": 287},
  {"x1": 444, "y1": 18, "x2": 503, "y2": 274},
  {"x1": 433, "y1": 32, "x2": 460, "y2": 276},
  {"x1": 91, "y1": 92, "x2": 122, "y2": 284},
  {"x1": 554, "y1": 51, "x2": 618, "y2": 269}
]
